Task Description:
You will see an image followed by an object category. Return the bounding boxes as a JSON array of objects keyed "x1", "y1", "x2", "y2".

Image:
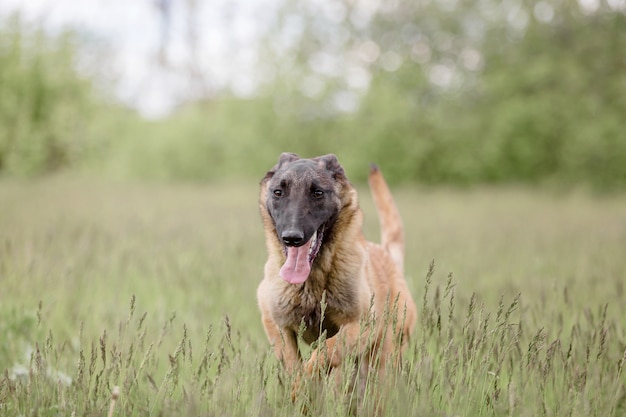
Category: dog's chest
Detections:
[{"x1": 272, "y1": 281, "x2": 358, "y2": 344}]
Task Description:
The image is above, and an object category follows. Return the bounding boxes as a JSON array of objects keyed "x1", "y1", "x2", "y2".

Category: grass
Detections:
[{"x1": 0, "y1": 177, "x2": 625, "y2": 416}]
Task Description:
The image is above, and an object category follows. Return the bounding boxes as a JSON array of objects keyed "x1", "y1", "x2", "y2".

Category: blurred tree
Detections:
[
  {"x1": 475, "y1": 2, "x2": 626, "y2": 187},
  {"x1": 2, "y1": 1, "x2": 624, "y2": 189},
  {"x1": 0, "y1": 15, "x2": 94, "y2": 175},
  {"x1": 258, "y1": 0, "x2": 626, "y2": 187}
]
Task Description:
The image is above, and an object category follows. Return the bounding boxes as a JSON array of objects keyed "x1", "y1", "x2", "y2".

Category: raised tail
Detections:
[{"x1": 368, "y1": 164, "x2": 404, "y2": 275}]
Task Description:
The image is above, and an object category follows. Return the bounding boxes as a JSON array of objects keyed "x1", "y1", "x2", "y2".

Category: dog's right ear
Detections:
[
  {"x1": 261, "y1": 152, "x2": 300, "y2": 184},
  {"x1": 278, "y1": 152, "x2": 300, "y2": 165}
]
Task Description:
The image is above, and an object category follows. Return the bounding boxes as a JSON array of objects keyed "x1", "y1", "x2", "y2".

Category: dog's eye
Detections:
[
  {"x1": 312, "y1": 189, "x2": 324, "y2": 198},
  {"x1": 273, "y1": 189, "x2": 283, "y2": 197}
]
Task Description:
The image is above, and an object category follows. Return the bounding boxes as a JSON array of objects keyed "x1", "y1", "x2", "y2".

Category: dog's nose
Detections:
[{"x1": 281, "y1": 230, "x2": 304, "y2": 246}]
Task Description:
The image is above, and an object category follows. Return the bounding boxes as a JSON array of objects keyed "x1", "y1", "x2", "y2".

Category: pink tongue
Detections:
[{"x1": 279, "y1": 240, "x2": 312, "y2": 284}]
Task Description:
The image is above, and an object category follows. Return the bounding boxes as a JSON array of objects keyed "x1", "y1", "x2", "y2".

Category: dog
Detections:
[{"x1": 257, "y1": 153, "x2": 417, "y2": 389}]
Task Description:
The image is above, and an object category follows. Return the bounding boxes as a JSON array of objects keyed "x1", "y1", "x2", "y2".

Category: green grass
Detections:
[{"x1": 1, "y1": 178, "x2": 625, "y2": 416}]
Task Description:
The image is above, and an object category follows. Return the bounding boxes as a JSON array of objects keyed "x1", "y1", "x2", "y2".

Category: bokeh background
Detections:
[
  {"x1": 1, "y1": 0, "x2": 624, "y2": 188},
  {"x1": 2, "y1": 3, "x2": 626, "y2": 415}
]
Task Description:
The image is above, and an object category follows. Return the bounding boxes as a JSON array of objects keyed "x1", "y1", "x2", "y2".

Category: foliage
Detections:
[
  {"x1": 469, "y1": 6, "x2": 626, "y2": 189},
  {"x1": 257, "y1": 0, "x2": 626, "y2": 188},
  {"x1": 1, "y1": 181, "x2": 625, "y2": 416},
  {"x1": 0, "y1": 15, "x2": 96, "y2": 176},
  {"x1": 1, "y1": 3, "x2": 625, "y2": 189}
]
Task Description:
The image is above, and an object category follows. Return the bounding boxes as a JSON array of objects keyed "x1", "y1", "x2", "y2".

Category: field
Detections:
[{"x1": 1, "y1": 178, "x2": 625, "y2": 416}]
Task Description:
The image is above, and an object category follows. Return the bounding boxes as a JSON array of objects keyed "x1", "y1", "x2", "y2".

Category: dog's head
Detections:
[{"x1": 260, "y1": 153, "x2": 347, "y2": 284}]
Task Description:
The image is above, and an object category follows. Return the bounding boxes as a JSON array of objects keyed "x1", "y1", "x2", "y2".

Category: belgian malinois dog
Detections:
[{"x1": 257, "y1": 153, "x2": 417, "y2": 388}]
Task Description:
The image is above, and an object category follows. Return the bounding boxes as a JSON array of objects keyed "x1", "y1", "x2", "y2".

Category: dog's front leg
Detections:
[
  {"x1": 305, "y1": 321, "x2": 367, "y2": 374},
  {"x1": 261, "y1": 314, "x2": 301, "y2": 370},
  {"x1": 262, "y1": 318, "x2": 306, "y2": 402}
]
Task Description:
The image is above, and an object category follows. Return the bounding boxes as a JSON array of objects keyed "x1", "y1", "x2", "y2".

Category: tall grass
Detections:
[{"x1": 1, "y1": 179, "x2": 625, "y2": 416}]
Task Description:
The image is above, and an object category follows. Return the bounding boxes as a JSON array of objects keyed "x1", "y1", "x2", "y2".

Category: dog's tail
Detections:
[{"x1": 368, "y1": 164, "x2": 404, "y2": 275}]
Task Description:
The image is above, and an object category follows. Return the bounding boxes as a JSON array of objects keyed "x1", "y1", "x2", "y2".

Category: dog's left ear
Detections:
[{"x1": 316, "y1": 154, "x2": 346, "y2": 180}]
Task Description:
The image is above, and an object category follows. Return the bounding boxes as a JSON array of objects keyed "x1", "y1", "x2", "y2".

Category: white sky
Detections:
[{"x1": 0, "y1": 0, "x2": 274, "y2": 118}]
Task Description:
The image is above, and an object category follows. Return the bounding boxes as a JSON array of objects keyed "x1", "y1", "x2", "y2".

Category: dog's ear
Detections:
[
  {"x1": 277, "y1": 152, "x2": 300, "y2": 167},
  {"x1": 316, "y1": 154, "x2": 346, "y2": 180},
  {"x1": 261, "y1": 152, "x2": 300, "y2": 184}
]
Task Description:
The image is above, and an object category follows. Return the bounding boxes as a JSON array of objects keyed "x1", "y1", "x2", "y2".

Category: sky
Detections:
[{"x1": 0, "y1": 0, "x2": 274, "y2": 118}]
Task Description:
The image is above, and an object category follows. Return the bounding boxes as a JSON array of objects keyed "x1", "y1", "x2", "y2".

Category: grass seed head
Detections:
[{"x1": 112, "y1": 385, "x2": 120, "y2": 400}]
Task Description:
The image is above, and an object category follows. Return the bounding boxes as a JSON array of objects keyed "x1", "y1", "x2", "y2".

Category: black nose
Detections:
[{"x1": 281, "y1": 230, "x2": 304, "y2": 246}]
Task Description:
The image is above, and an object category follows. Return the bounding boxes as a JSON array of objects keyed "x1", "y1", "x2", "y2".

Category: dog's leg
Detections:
[
  {"x1": 261, "y1": 314, "x2": 300, "y2": 370},
  {"x1": 261, "y1": 315, "x2": 307, "y2": 402},
  {"x1": 305, "y1": 321, "x2": 368, "y2": 374},
  {"x1": 258, "y1": 280, "x2": 301, "y2": 369}
]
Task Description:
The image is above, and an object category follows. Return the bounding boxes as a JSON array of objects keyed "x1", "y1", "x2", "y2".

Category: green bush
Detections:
[
  {"x1": 0, "y1": 15, "x2": 94, "y2": 176},
  {"x1": 1, "y1": 4, "x2": 625, "y2": 190}
]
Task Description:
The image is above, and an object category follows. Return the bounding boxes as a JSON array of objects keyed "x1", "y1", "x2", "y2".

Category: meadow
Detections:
[{"x1": 0, "y1": 177, "x2": 625, "y2": 416}]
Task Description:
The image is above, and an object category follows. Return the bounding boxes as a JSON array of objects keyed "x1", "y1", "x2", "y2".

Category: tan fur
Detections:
[{"x1": 257, "y1": 157, "x2": 417, "y2": 384}]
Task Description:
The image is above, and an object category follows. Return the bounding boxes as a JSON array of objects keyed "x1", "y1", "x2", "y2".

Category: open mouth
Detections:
[{"x1": 279, "y1": 224, "x2": 324, "y2": 284}]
